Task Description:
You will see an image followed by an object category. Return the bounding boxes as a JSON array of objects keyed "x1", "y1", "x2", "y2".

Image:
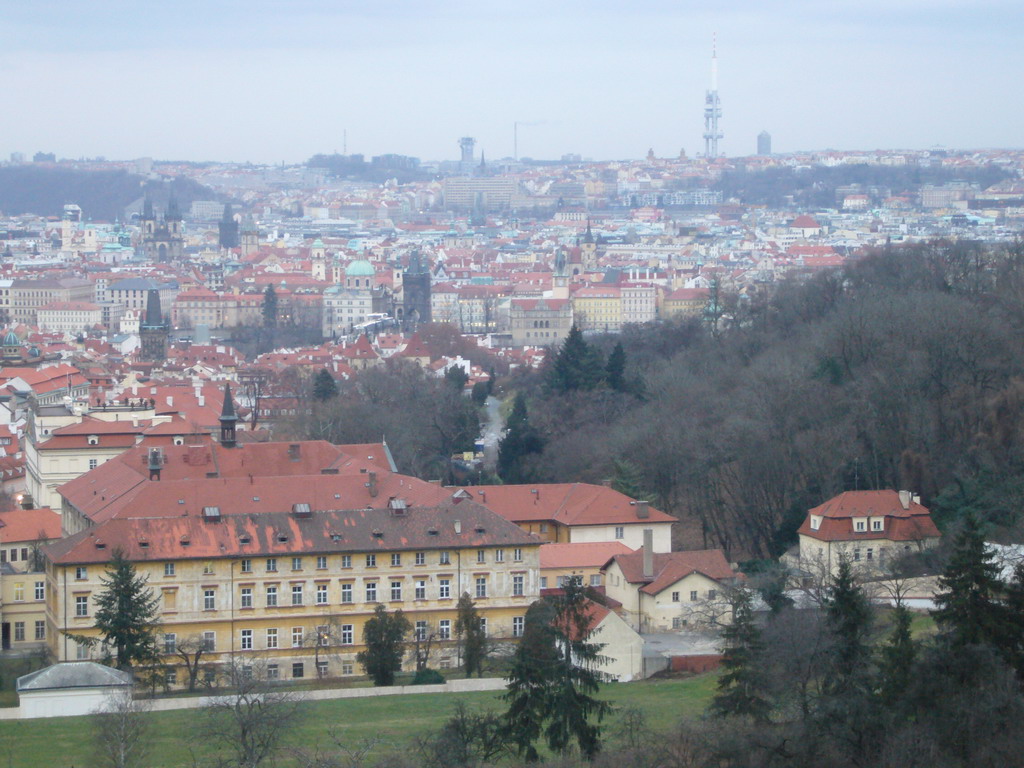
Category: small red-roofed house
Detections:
[
  {"x1": 602, "y1": 539, "x2": 740, "y2": 632},
  {"x1": 573, "y1": 599, "x2": 645, "y2": 681},
  {"x1": 540, "y1": 541, "x2": 635, "y2": 592},
  {"x1": 795, "y1": 490, "x2": 941, "y2": 575}
]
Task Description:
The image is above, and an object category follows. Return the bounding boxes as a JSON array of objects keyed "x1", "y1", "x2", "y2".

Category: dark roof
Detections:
[
  {"x1": 220, "y1": 382, "x2": 237, "y2": 423},
  {"x1": 45, "y1": 499, "x2": 540, "y2": 565}
]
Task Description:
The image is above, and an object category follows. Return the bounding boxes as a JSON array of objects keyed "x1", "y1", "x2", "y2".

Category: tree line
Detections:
[{"x1": 501, "y1": 240, "x2": 1024, "y2": 559}]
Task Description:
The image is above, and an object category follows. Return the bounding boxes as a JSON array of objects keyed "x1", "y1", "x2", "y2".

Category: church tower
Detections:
[
  {"x1": 240, "y1": 214, "x2": 260, "y2": 257},
  {"x1": 218, "y1": 202, "x2": 239, "y2": 249},
  {"x1": 580, "y1": 220, "x2": 598, "y2": 272},
  {"x1": 139, "y1": 289, "x2": 169, "y2": 363},
  {"x1": 310, "y1": 239, "x2": 327, "y2": 281},
  {"x1": 219, "y1": 382, "x2": 238, "y2": 448},
  {"x1": 401, "y1": 251, "x2": 431, "y2": 331}
]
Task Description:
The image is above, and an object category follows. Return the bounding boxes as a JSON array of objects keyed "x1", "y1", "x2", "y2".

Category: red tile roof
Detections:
[
  {"x1": 607, "y1": 549, "x2": 737, "y2": 595},
  {"x1": 0, "y1": 508, "x2": 60, "y2": 544},
  {"x1": 797, "y1": 490, "x2": 941, "y2": 543},
  {"x1": 540, "y1": 541, "x2": 635, "y2": 570},
  {"x1": 468, "y1": 484, "x2": 675, "y2": 527}
]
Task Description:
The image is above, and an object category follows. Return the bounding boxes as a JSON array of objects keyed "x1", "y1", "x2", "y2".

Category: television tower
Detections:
[{"x1": 702, "y1": 36, "x2": 722, "y2": 158}]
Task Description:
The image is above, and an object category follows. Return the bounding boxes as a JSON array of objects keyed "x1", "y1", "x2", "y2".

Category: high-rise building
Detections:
[
  {"x1": 702, "y1": 39, "x2": 723, "y2": 158},
  {"x1": 758, "y1": 131, "x2": 772, "y2": 156}
]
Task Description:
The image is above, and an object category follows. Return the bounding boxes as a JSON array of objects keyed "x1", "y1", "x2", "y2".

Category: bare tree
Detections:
[
  {"x1": 410, "y1": 619, "x2": 439, "y2": 672},
  {"x1": 174, "y1": 634, "x2": 210, "y2": 692},
  {"x1": 202, "y1": 659, "x2": 302, "y2": 768},
  {"x1": 291, "y1": 729, "x2": 384, "y2": 768},
  {"x1": 92, "y1": 686, "x2": 151, "y2": 768}
]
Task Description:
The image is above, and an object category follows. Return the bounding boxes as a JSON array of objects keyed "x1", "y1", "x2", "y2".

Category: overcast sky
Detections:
[{"x1": 1, "y1": 1, "x2": 1021, "y2": 164}]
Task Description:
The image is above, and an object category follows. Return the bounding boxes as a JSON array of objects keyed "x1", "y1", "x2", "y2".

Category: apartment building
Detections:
[{"x1": 10, "y1": 278, "x2": 93, "y2": 325}]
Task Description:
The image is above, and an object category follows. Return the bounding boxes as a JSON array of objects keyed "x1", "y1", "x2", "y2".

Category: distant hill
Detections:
[{"x1": 0, "y1": 166, "x2": 220, "y2": 221}]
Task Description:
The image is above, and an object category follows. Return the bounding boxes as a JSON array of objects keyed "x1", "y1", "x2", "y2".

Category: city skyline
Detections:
[{"x1": 1, "y1": 0, "x2": 1021, "y2": 164}]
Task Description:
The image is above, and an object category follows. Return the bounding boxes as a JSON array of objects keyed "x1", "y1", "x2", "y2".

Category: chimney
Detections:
[
  {"x1": 642, "y1": 528, "x2": 654, "y2": 580},
  {"x1": 367, "y1": 471, "x2": 378, "y2": 498},
  {"x1": 478, "y1": 490, "x2": 486, "y2": 504},
  {"x1": 632, "y1": 500, "x2": 650, "y2": 519},
  {"x1": 898, "y1": 490, "x2": 912, "y2": 510}
]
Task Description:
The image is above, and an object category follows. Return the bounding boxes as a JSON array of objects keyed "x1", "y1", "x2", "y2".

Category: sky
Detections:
[{"x1": 1, "y1": 0, "x2": 1022, "y2": 164}]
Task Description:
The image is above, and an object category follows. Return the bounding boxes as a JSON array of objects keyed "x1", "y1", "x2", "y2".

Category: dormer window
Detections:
[
  {"x1": 855, "y1": 521, "x2": 866, "y2": 532},
  {"x1": 810, "y1": 515, "x2": 822, "y2": 531},
  {"x1": 87, "y1": 435, "x2": 98, "y2": 446},
  {"x1": 871, "y1": 518, "x2": 884, "y2": 532}
]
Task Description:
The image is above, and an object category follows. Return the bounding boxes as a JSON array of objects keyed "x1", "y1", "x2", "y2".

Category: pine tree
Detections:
[
  {"x1": 456, "y1": 592, "x2": 487, "y2": 678},
  {"x1": 503, "y1": 580, "x2": 610, "y2": 761},
  {"x1": 68, "y1": 549, "x2": 161, "y2": 672},
  {"x1": 356, "y1": 605, "x2": 411, "y2": 686},
  {"x1": 261, "y1": 283, "x2": 278, "y2": 328},
  {"x1": 710, "y1": 589, "x2": 771, "y2": 721},
  {"x1": 497, "y1": 393, "x2": 544, "y2": 484},
  {"x1": 312, "y1": 368, "x2": 338, "y2": 401},
  {"x1": 877, "y1": 603, "x2": 917, "y2": 707},
  {"x1": 605, "y1": 342, "x2": 626, "y2": 392},
  {"x1": 932, "y1": 514, "x2": 1008, "y2": 648},
  {"x1": 823, "y1": 558, "x2": 874, "y2": 696},
  {"x1": 546, "y1": 325, "x2": 605, "y2": 394}
]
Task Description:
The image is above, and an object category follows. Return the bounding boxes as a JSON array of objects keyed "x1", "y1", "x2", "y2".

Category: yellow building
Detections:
[
  {"x1": 571, "y1": 285, "x2": 622, "y2": 332},
  {"x1": 44, "y1": 501, "x2": 540, "y2": 685},
  {"x1": 661, "y1": 287, "x2": 709, "y2": 320},
  {"x1": 0, "y1": 507, "x2": 60, "y2": 653}
]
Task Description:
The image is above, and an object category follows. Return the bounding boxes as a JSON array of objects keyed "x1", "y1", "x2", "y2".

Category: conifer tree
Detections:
[
  {"x1": 261, "y1": 283, "x2": 278, "y2": 328},
  {"x1": 710, "y1": 589, "x2": 771, "y2": 721},
  {"x1": 823, "y1": 558, "x2": 874, "y2": 697},
  {"x1": 356, "y1": 605, "x2": 411, "y2": 686},
  {"x1": 312, "y1": 368, "x2": 338, "y2": 401},
  {"x1": 497, "y1": 393, "x2": 544, "y2": 484},
  {"x1": 67, "y1": 549, "x2": 161, "y2": 672},
  {"x1": 547, "y1": 325, "x2": 605, "y2": 394},
  {"x1": 605, "y1": 341, "x2": 626, "y2": 392},
  {"x1": 877, "y1": 603, "x2": 917, "y2": 707},
  {"x1": 932, "y1": 514, "x2": 1007, "y2": 648},
  {"x1": 456, "y1": 592, "x2": 487, "y2": 678}
]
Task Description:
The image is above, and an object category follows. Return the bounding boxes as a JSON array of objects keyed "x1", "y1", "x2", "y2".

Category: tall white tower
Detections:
[{"x1": 702, "y1": 37, "x2": 723, "y2": 158}]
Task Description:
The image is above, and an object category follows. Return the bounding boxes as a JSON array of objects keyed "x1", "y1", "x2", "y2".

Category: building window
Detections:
[
  {"x1": 291, "y1": 557, "x2": 303, "y2": 571},
  {"x1": 267, "y1": 664, "x2": 279, "y2": 680},
  {"x1": 366, "y1": 554, "x2": 377, "y2": 568},
  {"x1": 341, "y1": 583, "x2": 353, "y2": 603},
  {"x1": 689, "y1": 591, "x2": 698, "y2": 602},
  {"x1": 672, "y1": 592, "x2": 680, "y2": 602},
  {"x1": 266, "y1": 628, "x2": 278, "y2": 649},
  {"x1": 391, "y1": 581, "x2": 402, "y2": 601},
  {"x1": 203, "y1": 562, "x2": 215, "y2": 575},
  {"x1": 34, "y1": 581, "x2": 44, "y2": 600},
  {"x1": 266, "y1": 585, "x2": 278, "y2": 607},
  {"x1": 415, "y1": 552, "x2": 425, "y2": 566},
  {"x1": 164, "y1": 562, "x2": 176, "y2": 577},
  {"x1": 477, "y1": 550, "x2": 486, "y2": 564},
  {"x1": 867, "y1": 548, "x2": 874, "y2": 561},
  {"x1": 292, "y1": 627, "x2": 304, "y2": 647},
  {"x1": 165, "y1": 669, "x2": 177, "y2": 686},
  {"x1": 673, "y1": 617, "x2": 683, "y2": 629},
  {"x1": 708, "y1": 589, "x2": 717, "y2": 600},
  {"x1": 291, "y1": 584, "x2": 304, "y2": 606},
  {"x1": 316, "y1": 584, "x2": 328, "y2": 605},
  {"x1": 513, "y1": 575, "x2": 524, "y2": 596},
  {"x1": 76, "y1": 643, "x2": 90, "y2": 660},
  {"x1": 414, "y1": 620, "x2": 428, "y2": 641},
  {"x1": 317, "y1": 556, "x2": 328, "y2": 570},
  {"x1": 75, "y1": 566, "x2": 87, "y2": 580},
  {"x1": 240, "y1": 630, "x2": 253, "y2": 650},
  {"x1": 34, "y1": 621, "x2": 45, "y2": 641},
  {"x1": 513, "y1": 616, "x2": 524, "y2": 637},
  {"x1": 415, "y1": 579, "x2": 426, "y2": 600},
  {"x1": 539, "y1": 523, "x2": 548, "y2": 533},
  {"x1": 240, "y1": 559, "x2": 252, "y2": 573},
  {"x1": 76, "y1": 595, "x2": 89, "y2": 616},
  {"x1": 495, "y1": 549, "x2": 504, "y2": 563},
  {"x1": 341, "y1": 555, "x2": 352, "y2": 568},
  {"x1": 855, "y1": 521, "x2": 866, "y2": 532},
  {"x1": 164, "y1": 633, "x2": 177, "y2": 654},
  {"x1": 89, "y1": 458, "x2": 98, "y2": 470},
  {"x1": 13, "y1": 622, "x2": 24, "y2": 642},
  {"x1": 439, "y1": 551, "x2": 450, "y2": 565},
  {"x1": 513, "y1": 548, "x2": 522, "y2": 562},
  {"x1": 202, "y1": 631, "x2": 216, "y2": 652},
  {"x1": 204, "y1": 590, "x2": 216, "y2": 610},
  {"x1": 854, "y1": 549, "x2": 862, "y2": 561},
  {"x1": 872, "y1": 519, "x2": 883, "y2": 531},
  {"x1": 439, "y1": 620, "x2": 451, "y2": 640},
  {"x1": 391, "y1": 553, "x2": 401, "y2": 567},
  {"x1": 341, "y1": 624, "x2": 353, "y2": 645},
  {"x1": 365, "y1": 582, "x2": 378, "y2": 602},
  {"x1": 317, "y1": 660, "x2": 328, "y2": 678},
  {"x1": 292, "y1": 662, "x2": 304, "y2": 679},
  {"x1": 240, "y1": 587, "x2": 253, "y2": 609},
  {"x1": 475, "y1": 577, "x2": 487, "y2": 599},
  {"x1": 439, "y1": 579, "x2": 451, "y2": 599},
  {"x1": 590, "y1": 574, "x2": 601, "y2": 587},
  {"x1": 614, "y1": 526, "x2": 625, "y2": 539},
  {"x1": 342, "y1": 662, "x2": 354, "y2": 675},
  {"x1": 266, "y1": 558, "x2": 278, "y2": 572},
  {"x1": 540, "y1": 577, "x2": 548, "y2": 588}
]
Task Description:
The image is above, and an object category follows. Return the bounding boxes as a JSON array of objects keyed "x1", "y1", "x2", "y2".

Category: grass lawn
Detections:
[{"x1": 0, "y1": 673, "x2": 718, "y2": 768}]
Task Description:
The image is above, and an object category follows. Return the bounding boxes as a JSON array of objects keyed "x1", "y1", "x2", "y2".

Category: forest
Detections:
[{"x1": 500, "y1": 239, "x2": 1024, "y2": 560}]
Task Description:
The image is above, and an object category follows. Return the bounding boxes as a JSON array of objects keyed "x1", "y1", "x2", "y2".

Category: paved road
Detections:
[{"x1": 481, "y1": 395, "x2": 503, "y2": 472}]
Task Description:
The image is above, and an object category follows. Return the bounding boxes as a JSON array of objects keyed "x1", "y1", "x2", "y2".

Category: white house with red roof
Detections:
[{"x1": 795, "y1": 490, "x2": 941, "y2": 575}]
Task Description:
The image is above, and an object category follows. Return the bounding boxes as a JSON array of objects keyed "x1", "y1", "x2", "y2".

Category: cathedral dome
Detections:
[{"x1": 346, "y1": 259, "x2": 375, "y2": 278}]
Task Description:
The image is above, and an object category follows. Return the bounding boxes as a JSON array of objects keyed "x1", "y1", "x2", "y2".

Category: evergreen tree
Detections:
[
  {"x1": 710, "y1": 589, "x2": 771, "y2": 721},
  {"x1": 822, "y1": 558, "x2": 874, "y2": 697},
  {"x1": 486, "y1": 366, "x2": 496, "y2": 396},
  {"x1": 1003, "y1": 560, "x2": 1024, "y2": 678},
  {"x1": 877, "y1": 603, "x2": 917, "y2": 707},
  {"x1": 546, "y1": 325, "x2": 605, "y2": 394},
  {"x1": 356, "y1": 605, "x2": 411, "y2": 686},
  {"x1": 67, "y1": 549, "x2": 160, "y2": 672},
  {"x1": 456, "y1": 592, "x2": 487, "y2": 678},
  {"x1": 503, "y1": 580, "x2": 610, "y2": 761},
  {"x1": 497, "y1": 393, "x2": 544, "y2": 484},
  {"x1": 312, "y1": 368, "x2": 338, "y2": 401},
  {"x1": 931, "y1": 514, "x2": 1007, "y2": 648},
  {"x1": 444, "y1": 365, "x2": 469, "y2": 391},
  {"x1": 605, "y1": 342, "x2": 626, "y2": 392},
  {"x1": 261, "y1": 283, "x2": 278, "y2": 328}
]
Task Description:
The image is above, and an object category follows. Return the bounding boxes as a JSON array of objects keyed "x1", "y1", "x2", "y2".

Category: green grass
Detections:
[{"x1": 0, "y1": 673, "x2": 718, "y2": 768}]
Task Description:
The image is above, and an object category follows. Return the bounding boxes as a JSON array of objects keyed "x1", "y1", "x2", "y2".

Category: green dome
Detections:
[
  {"x1": 346, "y1": 259, "x2": 375, "y2": 277},
  {"x1": 2, "y1": 330, "x2": 19, "y2": 347}
]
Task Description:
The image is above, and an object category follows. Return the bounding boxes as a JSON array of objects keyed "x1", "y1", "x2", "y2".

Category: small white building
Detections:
[{"x1": 16, "y1": 662, "x2": 133, "y2": 718}]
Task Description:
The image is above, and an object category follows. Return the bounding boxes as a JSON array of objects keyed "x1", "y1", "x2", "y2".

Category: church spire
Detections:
[{"x1": 219, "y1": 382, "x2": 238, "y2": 448}]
